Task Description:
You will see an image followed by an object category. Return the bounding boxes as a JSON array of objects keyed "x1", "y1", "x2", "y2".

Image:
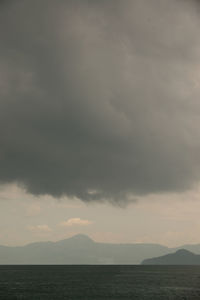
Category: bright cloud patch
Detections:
[{"x1": 59, "y1": 218, "x2": 92, "y2": 227}]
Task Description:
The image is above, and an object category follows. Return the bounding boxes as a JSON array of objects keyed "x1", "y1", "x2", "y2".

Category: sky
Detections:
[{"x1": 1, "y1": 0, "x2": 200, "y2": 247}]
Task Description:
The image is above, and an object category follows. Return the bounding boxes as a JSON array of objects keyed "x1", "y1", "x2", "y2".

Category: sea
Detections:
[{"x1": 0, "y1": 265, "x2": 200, "y2": 299}]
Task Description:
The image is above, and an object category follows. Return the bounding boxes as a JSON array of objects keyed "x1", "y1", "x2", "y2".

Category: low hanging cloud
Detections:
[
  {"x1": 1, "y1": 0, "x2": 200, "y2": 204},
  {"x1": 59, "y1": 218, "x2": 93, "y2": 227}
]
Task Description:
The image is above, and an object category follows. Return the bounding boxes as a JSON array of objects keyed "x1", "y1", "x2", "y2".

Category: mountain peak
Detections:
[
  {"x1": 68, "y1": 234, "x2": 93, "y2": 241},
  {"x1": 57, "y1": 234, "x2": 94, "y2": 246},
  {"x1": 175, "y1": 249, "x2": 194, "y2": 255}
]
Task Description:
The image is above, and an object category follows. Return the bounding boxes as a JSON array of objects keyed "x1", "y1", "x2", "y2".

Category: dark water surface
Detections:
[{"x1": 0, "y1": 265, "x2": 200, "y2": 299}]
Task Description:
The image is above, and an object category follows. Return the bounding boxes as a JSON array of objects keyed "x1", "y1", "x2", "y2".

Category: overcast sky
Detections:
[{"x1": 1, "y1": 0, "x2": 200, "y2": 246}]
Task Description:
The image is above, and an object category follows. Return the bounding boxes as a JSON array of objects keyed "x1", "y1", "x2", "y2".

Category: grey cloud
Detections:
[{"x1": 0, "y1": 0, "x2": 200, "y2": 203}]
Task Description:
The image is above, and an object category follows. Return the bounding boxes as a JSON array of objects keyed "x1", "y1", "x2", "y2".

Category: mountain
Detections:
[
  {"x1": 2, "y1": 235, "x2": 200, "y2": 265},
  {"x1": 0, "y1": 234, "x2": 170, "y2": 264},
  {"x1": 141, "y1": 249, "x2": 200, "y2": 265}
]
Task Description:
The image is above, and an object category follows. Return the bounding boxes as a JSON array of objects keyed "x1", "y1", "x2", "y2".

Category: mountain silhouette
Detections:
[
  {"x1": 142, "y1": 249, "x2": 200, "y2": 265},
  {"x1": 0, "y1": 234, "x2": 169, "y2": 264},
  {"x1": 2, "y1": 235, "x2": 200, "y2": 264}
]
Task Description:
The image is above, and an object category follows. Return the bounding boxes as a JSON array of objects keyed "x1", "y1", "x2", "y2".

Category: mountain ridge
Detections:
[{"x1": 1, "y1": 234, "x2": 200, "y2": 264}]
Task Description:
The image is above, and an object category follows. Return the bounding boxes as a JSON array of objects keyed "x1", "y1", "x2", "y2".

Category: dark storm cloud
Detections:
[{"x1": 0, "y1": 0, "x2": 200, "y2": 203}]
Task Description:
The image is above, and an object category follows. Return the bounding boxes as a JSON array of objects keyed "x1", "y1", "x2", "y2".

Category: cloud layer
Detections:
[{"x1": 1, "y1": 0, "x2": 200, "y2": 203}]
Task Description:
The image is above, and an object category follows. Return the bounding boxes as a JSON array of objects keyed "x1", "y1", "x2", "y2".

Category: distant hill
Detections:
[
  {"x1": 141, "y1": 249, "x2": 200, "y2": 265},
  {"x1": 2, "y1": 235, "x2": 200, "y2": 264},
  {"x1": 0, "y1": 234, "x2": 170, "y2": 264}
]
